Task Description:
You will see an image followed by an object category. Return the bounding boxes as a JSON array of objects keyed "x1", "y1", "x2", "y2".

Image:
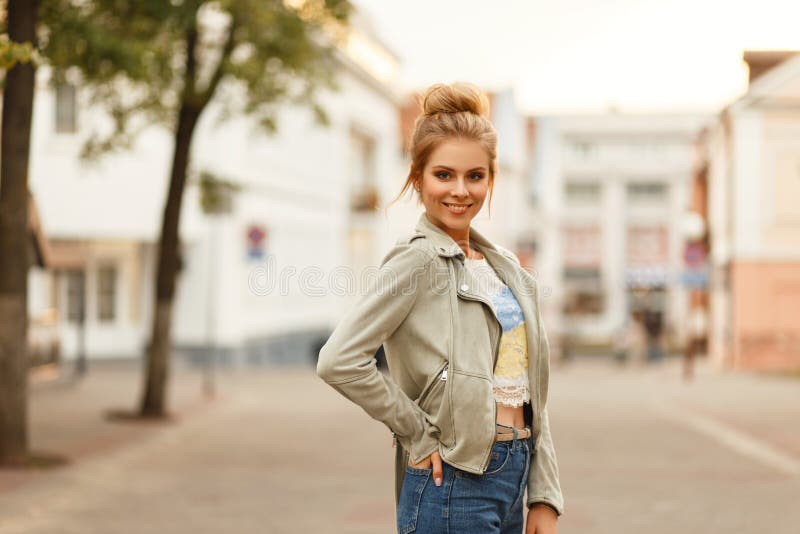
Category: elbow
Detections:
[{"x1": 315, "y1": 341, "x2": 338, "y2": 383}]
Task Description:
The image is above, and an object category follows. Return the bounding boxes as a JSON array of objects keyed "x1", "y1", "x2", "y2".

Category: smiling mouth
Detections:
[{"x1": 442, "y1": 202, "x2": 472, "y2": 214}]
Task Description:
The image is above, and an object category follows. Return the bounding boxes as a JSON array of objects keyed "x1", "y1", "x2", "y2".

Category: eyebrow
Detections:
[{"x1": 431, "y1": 165, "x2": 488, "y2": 172}]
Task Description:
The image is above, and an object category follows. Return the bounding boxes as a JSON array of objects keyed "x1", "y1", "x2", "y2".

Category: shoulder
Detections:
[
  {"x1": 493, "y1": 243, "x2": 521, "y2": 266},
  {"x1": 379, "y1": 234, "x2": 437, "y2": 272},
  {"x1": 493, "y1": 243, "x2": 541, "y2": 294},
  {"x1": 385, "y1": 230, "x2": 438, "y2": 263}
]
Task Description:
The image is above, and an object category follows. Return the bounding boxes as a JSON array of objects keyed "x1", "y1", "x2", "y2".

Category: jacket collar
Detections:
[
  {"x1": 413, "y1": 212, "x2": 499, "y2": 260},
  {"x1": 413, "y1": 211, "x2": 528, "y2": 292}
]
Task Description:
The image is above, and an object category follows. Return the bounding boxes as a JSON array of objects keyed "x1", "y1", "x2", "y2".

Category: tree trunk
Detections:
[
  {"x1": 0, "y1": 0, "x2": 38, "y2": 465},
  {"x1": 138, "y1": 103, "x2": 201, "y2": 417}
]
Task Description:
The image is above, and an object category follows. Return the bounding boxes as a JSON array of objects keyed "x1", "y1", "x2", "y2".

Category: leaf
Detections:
[{"x1": 38, "y1": 0, "x2": 354, "y2": 160}]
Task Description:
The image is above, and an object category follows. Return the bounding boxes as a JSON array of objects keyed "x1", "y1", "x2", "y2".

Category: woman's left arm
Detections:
[
  {"x1": 525, "y1": 302, "x2": 562, "y2": 533},
  {"x1": 525, "y1": 406, "x2": 563, "y2": 516},
  {"x1": 525, "y1": 263, "x2": 564, "y2": 517},
  {"x1": 497, "y1": 245, "x2": 564, "y2": 518}
]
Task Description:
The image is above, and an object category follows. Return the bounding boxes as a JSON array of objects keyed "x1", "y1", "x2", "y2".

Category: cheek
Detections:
[
  {"x1": 421, "y1": 179, "x2": 447, "y2": 200},
  {"x1": 470, "y1": 183, "x2": 490, "y2": 201}
]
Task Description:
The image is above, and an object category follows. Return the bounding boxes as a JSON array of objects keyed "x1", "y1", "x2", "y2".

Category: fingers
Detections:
[
  {"x1": 431, "y1": 451, "x2": 443, "y2": 487},
  {"x1": 407, "y1": 451, "x2": 444, "y2": 488},
  {"x1": 407, "y1": 456, "x2": 432, "y2": 469}
]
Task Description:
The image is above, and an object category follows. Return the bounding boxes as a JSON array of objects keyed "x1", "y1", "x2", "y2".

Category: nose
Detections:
[{"x1": 451, "y1": 176, "x2": 468, "y2": 198}]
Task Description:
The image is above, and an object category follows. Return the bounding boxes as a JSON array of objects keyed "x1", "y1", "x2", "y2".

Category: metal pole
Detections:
[{"x1": 203, "y1": 215, "x2": 217, "y2": 398}]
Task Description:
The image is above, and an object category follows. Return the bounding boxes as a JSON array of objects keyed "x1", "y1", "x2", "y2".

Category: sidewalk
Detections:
[
  {"x1": 1, "y1": 359, "x2": 221, "y2": 494},
  {"x1": 0, "y1": 357, "x2": 798, "y2": 533},
  {"x1": 650, "y1": 358, "x2": 800, "y2": 461}
]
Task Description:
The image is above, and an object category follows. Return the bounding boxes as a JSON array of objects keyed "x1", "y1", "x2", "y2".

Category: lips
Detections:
[{"x1": 443, "y1": 202, "x2": 472, "y2": 214}]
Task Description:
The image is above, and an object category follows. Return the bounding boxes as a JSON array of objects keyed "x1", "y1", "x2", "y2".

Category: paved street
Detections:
[{"x1": 1, "y1": 357, "x2": 798, "y2": 533}]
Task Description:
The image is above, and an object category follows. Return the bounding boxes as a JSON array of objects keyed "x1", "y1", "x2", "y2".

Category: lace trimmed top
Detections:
[{"x1": 464, "y1": 256, "x2": 530, "y2": 408}]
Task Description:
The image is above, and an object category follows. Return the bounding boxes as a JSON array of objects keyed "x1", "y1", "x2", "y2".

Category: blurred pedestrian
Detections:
[
  {"x1": 317, "y1": 82, "x2": 563, "y2": 533},
  {"x1": 683, "y1": 308, "x2": 707, "y2": 381},
  {"x1": 643, "y1": 309, "x2": 666, "y2": 363},
  {"x1": 615, "y1": 310, "x2": 647, "y2": 367}
]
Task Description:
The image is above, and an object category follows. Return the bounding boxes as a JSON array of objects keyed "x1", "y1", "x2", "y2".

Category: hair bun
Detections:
[{"x1": 421, "y1": 82, "x2": 490, "y2": 118}]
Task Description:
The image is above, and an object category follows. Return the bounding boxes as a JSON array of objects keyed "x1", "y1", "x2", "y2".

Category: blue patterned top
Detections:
[{"x1": 464, "y1": 256, "x2": 530, "y2": 407}]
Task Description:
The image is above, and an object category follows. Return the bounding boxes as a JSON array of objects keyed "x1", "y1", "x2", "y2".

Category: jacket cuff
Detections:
[
  {"x1": 395, "y1": 416, "x2": 441, "y2": 464},
  {"x1": 526, "y1": 408, "x2": 564, "y2": 517},
  {"x1": 408, "y1": 432, "x2": 439, "y2": 465}
]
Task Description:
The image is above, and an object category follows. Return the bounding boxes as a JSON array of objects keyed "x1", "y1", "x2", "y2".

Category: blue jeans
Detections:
[{"x1": 396, "y1": 436, "x2": 531, "y2": 533}]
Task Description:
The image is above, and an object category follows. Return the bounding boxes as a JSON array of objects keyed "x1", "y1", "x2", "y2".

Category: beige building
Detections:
[{"x1": 703, "y1": 51, "x2": 800, "y2": 371}]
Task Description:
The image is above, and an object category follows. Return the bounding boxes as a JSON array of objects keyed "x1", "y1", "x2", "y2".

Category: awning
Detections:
[
  {"x1": 45, "y1": 240, "x2": 91, "y2": 269},
  {"x1": 625, "y1": 265, "x2": 668, "y2": 288}
]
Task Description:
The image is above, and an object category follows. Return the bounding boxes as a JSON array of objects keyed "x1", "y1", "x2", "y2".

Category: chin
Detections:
[{"x1": 440, "y1": 211, "x2": 474, "y2": 227}]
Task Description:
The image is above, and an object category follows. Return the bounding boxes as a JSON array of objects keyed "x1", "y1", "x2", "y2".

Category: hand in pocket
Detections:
[{"x1": 408, "y1": 450, "x2": 443, "y2": 487}]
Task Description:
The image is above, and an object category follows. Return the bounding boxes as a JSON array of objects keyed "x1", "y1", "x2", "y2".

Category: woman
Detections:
[{"x1": 317, "y1": 82, "x2": 563, "y2": 533}]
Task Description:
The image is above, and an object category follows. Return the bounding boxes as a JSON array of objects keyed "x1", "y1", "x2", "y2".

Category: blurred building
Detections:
[
  {"x1": 701, "y1": 51, "x2": 800, "y2": 371},
  {"x1": 25, "y1": 193, "x2": 59, "y2": 367},
  {"x1": 27, "y1": 8, "x2": 407, "y2": 366},
  {"x1": 529, "y1": 114, "x2": 710, "y2": 356}
]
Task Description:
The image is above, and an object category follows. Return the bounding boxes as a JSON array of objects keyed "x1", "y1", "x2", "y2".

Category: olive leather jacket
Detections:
[{"x1": 316, "y1": 212, "x2": 564, "y2": 515}]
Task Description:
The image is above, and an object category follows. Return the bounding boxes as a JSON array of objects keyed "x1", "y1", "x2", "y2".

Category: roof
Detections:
[{"x1": 730, "y1": 52, "x2": 800, "y2": 112}]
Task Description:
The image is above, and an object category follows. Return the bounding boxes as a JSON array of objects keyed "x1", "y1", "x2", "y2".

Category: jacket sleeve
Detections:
[
  {"x1": 495, "y1": 244, "x2": 565, "y2": 516},
  {"x1": 526, "y1": 276, "x2": 565, "y2": 516},
  {"x1": 316, "y1": 242, "x2": 441, "y2": 465},
  {"x1": 526, "y1": 406, "x2": 564, "y2": 515}
]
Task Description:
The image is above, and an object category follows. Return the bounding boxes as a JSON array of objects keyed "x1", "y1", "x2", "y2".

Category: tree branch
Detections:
[
  {"x1": 199, "y1": 14, "x2": 237, "y2": 108},
  {"x1": 181, "y1": 10, "x2": 199, "y2": 104}
]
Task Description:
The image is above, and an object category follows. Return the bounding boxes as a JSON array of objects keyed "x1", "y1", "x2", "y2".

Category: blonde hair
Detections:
[{"x1": 385, "y1": 82, "x2": 498, "y2": 216}]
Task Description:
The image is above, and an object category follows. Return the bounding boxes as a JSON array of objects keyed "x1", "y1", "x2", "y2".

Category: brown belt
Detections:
[{"x1": 495, "y1": 424, "x2": 531, "y2": 442}]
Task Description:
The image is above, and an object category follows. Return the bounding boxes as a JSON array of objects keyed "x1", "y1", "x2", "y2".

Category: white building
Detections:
[
  {"x1": 528, "y1": 114, "x2": 710, "y2": 354},
  {"x1": 27, "y1": 9, "x2": 410, "y2": 366}
]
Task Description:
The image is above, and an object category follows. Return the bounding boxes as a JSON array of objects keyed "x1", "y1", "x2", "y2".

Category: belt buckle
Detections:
[{"x1": 495, "y1": 423, "x2": 523, "y2": 443}]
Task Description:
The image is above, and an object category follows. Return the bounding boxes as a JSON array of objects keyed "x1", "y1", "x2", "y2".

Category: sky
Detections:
[{"x1": 353, "y1": 0, "x2": 800, "y2": 114}]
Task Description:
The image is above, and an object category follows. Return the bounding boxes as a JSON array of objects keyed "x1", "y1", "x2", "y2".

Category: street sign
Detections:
[{"x1": 684, "y1": 243, "x2": 706, "y2": 268}]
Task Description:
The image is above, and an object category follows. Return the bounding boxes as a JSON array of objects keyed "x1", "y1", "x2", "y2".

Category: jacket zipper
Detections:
[
  {"x1": 454, "y1": 280, "x2": 502, "y2": 472},
  {"x1": 394, "y1": 360, "x2": 449, "y2": 449}
]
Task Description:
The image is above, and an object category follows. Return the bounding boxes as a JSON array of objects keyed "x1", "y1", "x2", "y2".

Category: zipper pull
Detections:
[{"x1": 441, "y1": 365, "x2": 448, "y2": 381}]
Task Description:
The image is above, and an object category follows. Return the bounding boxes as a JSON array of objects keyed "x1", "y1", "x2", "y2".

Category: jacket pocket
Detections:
[
  {"x1": 445, "y1": 369, "x2": 495, "y2": 470},
  {"x1": 415, "y1": 360, "x2": 448, "y2": 414}
]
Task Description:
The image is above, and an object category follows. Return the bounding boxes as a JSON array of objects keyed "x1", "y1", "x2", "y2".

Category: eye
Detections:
[
  {"x1": 435, "y1": 170, "x2": 450, "y2": 179},
  {"x1": 470, "y1": 172, "x2": 485, "y2": 180}
]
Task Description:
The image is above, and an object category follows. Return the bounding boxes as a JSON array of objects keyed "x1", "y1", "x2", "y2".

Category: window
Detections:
[
  {"x1": 562, "y1": 225, "x2": 602, "y2": 268},
  {"x1": 97, "y1": 265, "x2": 117, "y2": 322},
  {"x1": 563, "y1": 268, "x2": 604, "y2": 316},
  {"x1": 564, "y1": 181, "x2": 601, "y2": 205},
  {"x1": 627, "y1": 182, "x2": 667, "y2": 204},
  {"x1": 566, "y1": 140, "x2": 596, "y2": 160},
  {"x1": 626, "y1": 226, "x2": 668, "y2": 266},
  {"x1": 562, "y1": 226, "x2": 604, "y2": 316},
  {"x1": 65, "y1": 270, "x2": 85, "y2": 323},
  {"x1": 349, "y1": 128, "x2": 378, "y2": 212},
  {"x1": 55, "y1": 83, "x2": 78, "y2": 134}
]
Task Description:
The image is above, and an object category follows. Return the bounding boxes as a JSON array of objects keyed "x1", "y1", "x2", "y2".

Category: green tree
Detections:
[
  {"x1": 41, "y1": 0, "x2": 351, "y2": 417},
  {"x1": 0, "y1": 0, "x2": 38, "y2": 465}
]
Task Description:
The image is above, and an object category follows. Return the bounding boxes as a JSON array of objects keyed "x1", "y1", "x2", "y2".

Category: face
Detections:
[{"x1": 418, "y1": 137, "x2": 492, "y2": 240}]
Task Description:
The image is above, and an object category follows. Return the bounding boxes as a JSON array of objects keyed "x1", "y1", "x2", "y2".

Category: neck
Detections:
[{"x1": 424, "y1": 212, "x2": 473, "y2": 255}]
